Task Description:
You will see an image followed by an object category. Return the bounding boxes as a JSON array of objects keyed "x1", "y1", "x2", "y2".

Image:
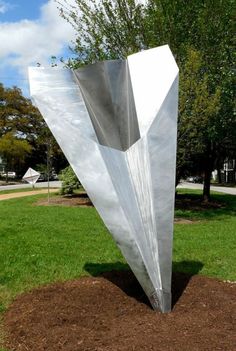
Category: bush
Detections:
[{"x1": 59, "y1": 166, "x2": 80, "y2": 195}]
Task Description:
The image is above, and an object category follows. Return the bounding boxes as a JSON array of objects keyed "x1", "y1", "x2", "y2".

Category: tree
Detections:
[
  {"x1": 0, "y1": 84, "x2": 44, "y2": 139},
  {"x1": 58, "y1": 0, "x2": 235, "y2": 200},
  {"x1": 0, "y1": 83, "x2": 68, "y2": 176},
  {"x1": 177, "y1": 49, "x2": 222, "y2": 200},
  {"x1": 0, "y1": 132, "x2": 31, "y2": 182},
  {"x1": 145, "y1": 0, "x2": 235, "y2": 199},
  {"x1": 0, "y1": 83, "x2": 46, "y2": 176}
]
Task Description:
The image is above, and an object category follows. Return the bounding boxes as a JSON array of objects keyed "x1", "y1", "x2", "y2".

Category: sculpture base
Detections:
[{"x1": 149, "y1": 289, "x2": 171, "y2": 313}]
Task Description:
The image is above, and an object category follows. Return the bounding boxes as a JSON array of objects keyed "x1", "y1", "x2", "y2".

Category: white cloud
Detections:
[
  {"x1": 0, "y1": 0, "x2": 76, "y2": 82},
  {"x1": 0, "y1": 0, "x2": 147, "y2": 95},
  {"x1": 0, "y1": 0, "x2": 11, "y2": 14}
]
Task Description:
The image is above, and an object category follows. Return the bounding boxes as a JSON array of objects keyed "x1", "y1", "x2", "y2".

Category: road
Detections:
[
  {"x1": 0, "y1": 181, "x2": 61, "y2": 191},
  {"x1": 177, "y1": 182, "x2": 236, "y2": 195}
]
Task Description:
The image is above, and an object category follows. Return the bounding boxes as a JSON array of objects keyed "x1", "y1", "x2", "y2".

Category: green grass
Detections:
[
  {"x1": 175, "y1": 189, "x2": 236, "y2": 220},
  {"x1": 173, "y1": 189, "x2": 236, "y2": 278},
  {"x1": 0, "y1": 189, "x2": 235, "y2": 349},
  {"x1": 0, "y1": 195, "x2": 124, "y2": 306}
]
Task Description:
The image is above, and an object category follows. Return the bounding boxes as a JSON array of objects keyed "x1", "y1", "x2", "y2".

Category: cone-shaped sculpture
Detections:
[{"x1": 28, "y1": 45, "x2": 179, "y2": 312}]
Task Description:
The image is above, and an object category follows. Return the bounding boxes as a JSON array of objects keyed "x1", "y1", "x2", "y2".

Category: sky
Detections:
[{"x1": 0, "y1": 0, "x2": 77, "y2": 96}]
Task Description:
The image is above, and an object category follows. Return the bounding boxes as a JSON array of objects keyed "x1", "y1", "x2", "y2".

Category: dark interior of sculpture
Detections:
[{"x1": 73, "y1": 60, "x2": 140, "y2": 151}]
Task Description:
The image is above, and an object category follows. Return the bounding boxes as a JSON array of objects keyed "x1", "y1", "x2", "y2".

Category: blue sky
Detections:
[
  {"x1": 0, "y1": 0, "x2": 76, "y2": 96},
  {"x1": 0, "y1": 0, "x2": 44, "y2": 22}
]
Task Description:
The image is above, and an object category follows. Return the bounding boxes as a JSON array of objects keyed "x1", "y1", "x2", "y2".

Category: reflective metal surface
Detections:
[
  {"x1": 28, "y1": 45, "x2": 179, "y2": 312},
  {"x1": 74, "y1": 60, "x2": 140, "y2": 151},
  {"x1": 22, "y1": 167, "x2": 40, "y2": 185}
]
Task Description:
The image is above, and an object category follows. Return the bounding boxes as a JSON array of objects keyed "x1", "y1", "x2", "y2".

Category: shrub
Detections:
[{"x1": 59, "y1": 166, "x2": 80, "y2": 195}]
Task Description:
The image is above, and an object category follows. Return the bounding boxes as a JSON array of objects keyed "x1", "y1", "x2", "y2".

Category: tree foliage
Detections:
[
  {"x1": 59, "y1": 165, "x2": 81, "y2": 195},
  {"x1": 58, "y1": 0, "x2": 147, "y2": 66},
  {"x1": 0, "y1": 83, "x2": 68, "y2": 177},
  {"x1": 0, "y1": 132, "x2": 31, "y2": 181},
  {"x1": 0, "y1": 84, "x2": 44, "y2": 140},
  {"x1": 177, "y1": 49, "x2": 221, "y2": 177},
  {"x1": 144, "y1": 0, "x2": 236, "y2": 189}
]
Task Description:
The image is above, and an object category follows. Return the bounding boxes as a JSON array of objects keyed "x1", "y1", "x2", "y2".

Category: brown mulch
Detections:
[
  {"x1": 3, "y1": 271, "x2": 236, "y2": 351},
  {"x1": 37, "y1": 193, "x2": 224, "y2": 211},
  {"x1": 175, "y1": 193, "x2": 225, "y2": 211},
  {"x1": 36, "y1": 192, "x2": 93, "y2": 207}
]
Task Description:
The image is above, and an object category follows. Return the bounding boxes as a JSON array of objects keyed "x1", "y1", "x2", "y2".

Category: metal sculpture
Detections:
[
  {"x1": 28, "y1": 45, "x2": 179, "y2": 312},
  {"x1": 22, "y1": 167, "x2": 40, "y2": 186}
]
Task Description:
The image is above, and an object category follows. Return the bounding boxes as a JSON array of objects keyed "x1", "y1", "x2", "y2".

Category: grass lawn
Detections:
[
  {"x1": 0, "y1": 189, "x2": 235, "y2": 349},
  {"x1": 0, "y1": 187, "x2": 59, "y2": 195},
  {"x1": 174, "y1": 190, "x2": 236, "y2": 278}
]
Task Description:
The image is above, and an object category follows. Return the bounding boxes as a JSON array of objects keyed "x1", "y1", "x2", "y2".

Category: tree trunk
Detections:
[
  {"x1": 5, "y1": 166, "x2": 8, "y2": 183},
  {"x1": 175, "y1": 171, "x2": 182, "y2": 188},
  {"x1": 217, "y1": 168, "x2": 222, "y2": 184},
  {"x1": 203, "y1": 144, "x2": 215, "y2": 202},
  {"x1": 203, "y1": 166, "x2": 211, "y2": 202}
]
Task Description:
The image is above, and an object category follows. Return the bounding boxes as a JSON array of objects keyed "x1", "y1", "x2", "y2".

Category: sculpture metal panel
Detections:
[{"x1": 28, "y1": 45, "x2": 179, "y2": 312}]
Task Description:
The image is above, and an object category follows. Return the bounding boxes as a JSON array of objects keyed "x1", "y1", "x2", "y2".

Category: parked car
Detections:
[
  {"x1": 186, "y1": 176, "x2": 203, "y2": 183},
  {"x1": 0, "y1": 171, "x2": 16, "y2": 179},
  {"x1": 38, "y1": 172, "x2": 58, "y2": 182}
]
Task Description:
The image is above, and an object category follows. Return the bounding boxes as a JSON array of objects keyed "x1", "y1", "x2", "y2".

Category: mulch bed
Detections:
[
  {"x1": 37, "y1": 193, "x2": 225, "y2": 211},
  {"x1": 3, "y1": 271, "x2": 236, "y2": 351},
  {"x1": 36, "y1": 192, "x2": 93, "y2": 207},
  {"x1": 175, "y1": 193, "x2": 225, "y2": 211}
]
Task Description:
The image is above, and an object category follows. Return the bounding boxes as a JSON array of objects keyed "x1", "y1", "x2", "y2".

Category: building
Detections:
[
  {"x1": 212, "y1": 159, "x2": 236, "y2": 184},
  {"x1": 222, "y1": 159, "x2": 236, "y2": 183}
]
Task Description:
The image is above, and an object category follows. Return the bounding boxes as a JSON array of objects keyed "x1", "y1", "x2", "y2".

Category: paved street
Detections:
[
  {"x1": 0, "y1": 181, "x2": 61, "y2": 191},
  {"x1": 177, "y1": 182, "x2": 236, "y2": 195}
]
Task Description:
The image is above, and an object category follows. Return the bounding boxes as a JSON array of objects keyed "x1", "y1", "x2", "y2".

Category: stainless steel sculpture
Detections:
[
  {"x1": 28, "y1": 45, "x2": 179, "y2": 313},
  {"x1": 22, "y1": 167, "x2": 40, "y2": 185}
]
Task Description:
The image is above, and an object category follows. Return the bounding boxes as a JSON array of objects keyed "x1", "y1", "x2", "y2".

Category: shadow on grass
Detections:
[
  {"x1": 84, "y1": 260, "x2": 203, "y2": 310},
  {"x1": 175, "y1": 192, "x2": 236, "y2": 220}
]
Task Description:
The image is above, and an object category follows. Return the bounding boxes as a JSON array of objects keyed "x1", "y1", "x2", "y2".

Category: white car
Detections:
[{"x1": 1, "y1": 171, "x2": 16, "y2": 178}]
